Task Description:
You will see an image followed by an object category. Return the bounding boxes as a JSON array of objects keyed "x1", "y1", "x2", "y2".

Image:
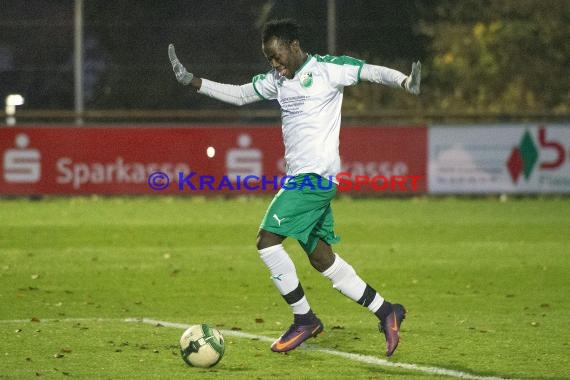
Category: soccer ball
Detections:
[{"x1": 179, "y1": 324, "x2": 225, "y2": 368}]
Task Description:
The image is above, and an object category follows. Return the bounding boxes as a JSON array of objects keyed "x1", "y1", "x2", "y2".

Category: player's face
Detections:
[{"x1": 262, "y1": 37, "x2": 303, "y2": 79}]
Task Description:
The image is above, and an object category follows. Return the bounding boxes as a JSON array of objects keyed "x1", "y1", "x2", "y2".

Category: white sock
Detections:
[
  {"x1": 367, "y1": 294, "x2": 385, "y2": 314},
  {"x1": 322, "y1": 253, "x2": 385, "y2": 313},
  {"x1": 259, "y1": 244, "x2": 311, "y2": 315},
  {"x1": 289, "y1": 296, "x2": 311, "y2": 315}
]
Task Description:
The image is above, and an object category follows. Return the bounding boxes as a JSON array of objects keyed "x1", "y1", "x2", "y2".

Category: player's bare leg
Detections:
[
  {"x1": 311, "y1": 239, "x2": 406, "y2": 357},
  {"x1": 257, "y1": 229, "x2": 323, "y2": 352},
  {"x1": 256, "y1": 229, "x2": 285, "y2": 249}
]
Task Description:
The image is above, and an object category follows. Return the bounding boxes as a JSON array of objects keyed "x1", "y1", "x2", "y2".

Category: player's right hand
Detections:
[
  {"x1": 404, "y1": 61, "x2": 421, "y2": 95},
  {"x1": 168, "y1": 44, "x2": 194, "y2": 86}
]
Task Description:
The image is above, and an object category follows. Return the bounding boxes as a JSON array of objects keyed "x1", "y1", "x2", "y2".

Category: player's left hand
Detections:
[
  {"x1": 404, "y1": 61, "x2": 421, "y2": 95},
  {"x1": 168, "y1": 44, "x2": 194, "y2": 86}
]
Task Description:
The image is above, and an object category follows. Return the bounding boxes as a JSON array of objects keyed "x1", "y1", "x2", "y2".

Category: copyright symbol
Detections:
[{"x1": 148, "y1": 172, "x2": 170, "y2": 190}]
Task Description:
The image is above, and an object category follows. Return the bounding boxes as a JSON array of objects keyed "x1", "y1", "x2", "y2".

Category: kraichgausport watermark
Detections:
[{"x1": 147, "y1": 172, "x2": 422, "y2": 191}]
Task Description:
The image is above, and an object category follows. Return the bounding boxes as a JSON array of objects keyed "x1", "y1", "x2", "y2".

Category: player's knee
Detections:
[
  {"x1": 309, "y1": 249, "x2": 335, "y2": 272},
  {"x1": 256, "y1": 229, "x2": 284, "y2": 250}
]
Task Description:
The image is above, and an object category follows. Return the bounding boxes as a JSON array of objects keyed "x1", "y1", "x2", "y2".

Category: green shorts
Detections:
[{"x1": 260, "y1": 173, "x2": 340, "y2": 255}]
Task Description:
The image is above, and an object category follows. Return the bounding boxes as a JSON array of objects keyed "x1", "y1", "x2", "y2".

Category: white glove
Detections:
[
  {"x1": 168, "y1": 44, "x2": 194, "y2": 86},
  {"x1": 404, "y1": 61, "x2": 421, "y2": 95}
]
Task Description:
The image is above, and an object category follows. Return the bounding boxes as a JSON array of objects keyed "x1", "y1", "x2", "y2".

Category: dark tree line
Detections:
[{"x1": 0, "y1": 0, "x2": 567, "y2": 116}]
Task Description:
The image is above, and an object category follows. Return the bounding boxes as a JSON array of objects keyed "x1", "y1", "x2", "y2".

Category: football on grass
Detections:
[{"x1": 179, "y1": 324, "x2": 225, "y2": 368}]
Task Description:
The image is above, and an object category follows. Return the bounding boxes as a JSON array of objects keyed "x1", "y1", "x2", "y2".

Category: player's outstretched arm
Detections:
[
  {"x1": 360, "y1": 61, "x2": 421, "y2": 96},
  {"x1": 167, "y1": 44, "x2": 261, "y2": 106}
]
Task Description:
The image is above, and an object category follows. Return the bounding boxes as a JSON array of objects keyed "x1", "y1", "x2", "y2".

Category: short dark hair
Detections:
[{"x1": 261, "y1": 19, "x2": 301, "y2": 44}]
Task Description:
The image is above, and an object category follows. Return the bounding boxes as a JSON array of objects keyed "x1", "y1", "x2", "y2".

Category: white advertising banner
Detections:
[{"x1": 428, "y1": 125, "x2": 570, "y2": 193}]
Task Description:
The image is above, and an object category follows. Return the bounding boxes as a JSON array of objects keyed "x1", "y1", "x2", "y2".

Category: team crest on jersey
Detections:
[{"x1": 300, "y1": 72, "x2": 313, "y2": 88}]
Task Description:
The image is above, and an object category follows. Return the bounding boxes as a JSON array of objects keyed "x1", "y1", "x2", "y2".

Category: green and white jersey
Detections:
[{"x1": 252, "y1": 54, "x2": 364, "y2": 181}]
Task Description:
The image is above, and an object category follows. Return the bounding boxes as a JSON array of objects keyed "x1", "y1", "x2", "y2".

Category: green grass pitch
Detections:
[{"x1": 1, "y1": 196, "x2": 569, "y2": 379}]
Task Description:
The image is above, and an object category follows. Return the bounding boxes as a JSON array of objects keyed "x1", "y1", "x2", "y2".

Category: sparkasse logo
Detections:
[{"x1": 3, "y1": 133, "x2": 41, "y2": 183}]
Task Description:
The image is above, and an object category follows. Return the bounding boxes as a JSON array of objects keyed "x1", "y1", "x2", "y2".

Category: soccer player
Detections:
[{"x1": 168, "y1": 19, "x2": 420, "y2": 357}]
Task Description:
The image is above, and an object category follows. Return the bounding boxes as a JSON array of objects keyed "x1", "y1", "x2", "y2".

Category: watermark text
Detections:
[{"x1": 147, "y1": 172, "x2": 422, "y2": 191}]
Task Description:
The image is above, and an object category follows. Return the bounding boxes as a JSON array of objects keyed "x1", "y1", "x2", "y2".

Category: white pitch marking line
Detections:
[
  {"x1": 0, "y1": 318, "x2": 118, "y2": 324},
  {"x1": 1, "y1": 317, "x2": 513, "y2": 380},
  {"x1": 138, "y1": 318, "x2": 513, "y2": 380}
]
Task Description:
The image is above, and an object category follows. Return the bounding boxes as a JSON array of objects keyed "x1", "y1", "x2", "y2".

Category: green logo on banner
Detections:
[{"x1": 507, "y1": 130, "x2": 538, "y2": 183}]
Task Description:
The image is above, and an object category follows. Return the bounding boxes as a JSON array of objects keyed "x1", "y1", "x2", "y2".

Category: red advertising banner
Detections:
[
  {"x1": 339, "y1": 126, "x2": 427, "y2": 193},
  {"x1": 0, "y1": 125, "x2": 427, "y2": 195}
]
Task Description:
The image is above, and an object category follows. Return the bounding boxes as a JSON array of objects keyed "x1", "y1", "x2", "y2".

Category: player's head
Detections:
[
  {"x1": 262, "y1": 18, "x2": 301, "y2": 45},
  {"x1": 261, "y1": 19, "x2": 306, "y2": 79}
]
